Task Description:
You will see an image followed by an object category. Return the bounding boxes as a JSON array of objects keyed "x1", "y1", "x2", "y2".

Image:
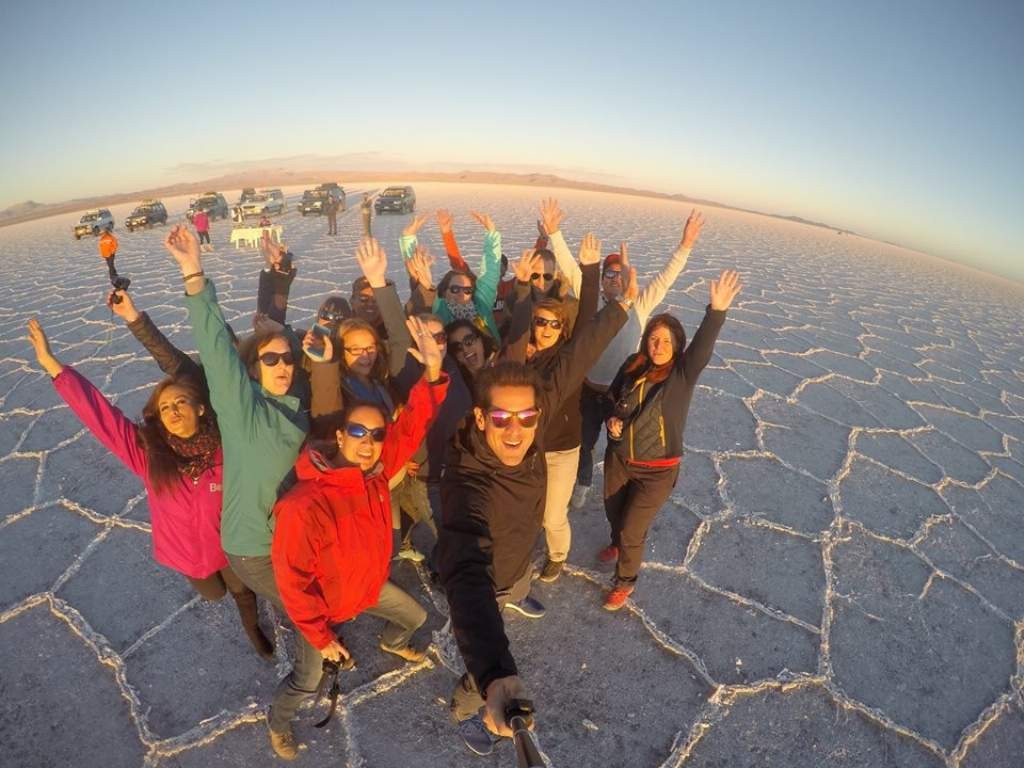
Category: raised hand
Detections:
[
  {"x1": 539, "y1": 197, "x2": 564, "y2": 236},
  {"x1": 402, "y1": 214, "x2": 428, "y2": 238},
  {"x1": 621, "y1": 266, "x2": 639, "y2": 305},
  {"x1": 253, "y1": 313, "x2": 285, "y2": 336},
  {"x1": 435, "y1": 209, "x2": 454, "y2": 234},
  {"x1": 302, "y1": 328, "x2": 333, "y2": 363},
  {"x1": 355, "y1": 237, "x2": 388, "y2": 288},
  {"x1": 407, "y1": 245, "x2": 435, "y2": 288},
  {"x1": 260, "y1": 230, "x2": 279, "y2": 270},
  {"x1": 107, "y1": 289, "x2": 140, "y2": 323},
  {"x1": 406, "y1": 315, "x2": 443, "y2": 381},
  {"x1": 709, "y1": 269, "x2": 742, "y2": 311},
  {"x1": 681, "y1": 209, "x2": 705, "y2": 249},
  {"x1": 578, "y1": 233, "x2": 602, "y2": 266},
  {"x1": 514, "y1": 249, "x2": 543, "y2": 283},
  {"x1": 163, "y1": 224, "x2": 201, "y2": 273},
  {"x1": 469, "y1": 210, "x2": 496, "y2": 232},
  {"x1": 27, "y1": 318, "x2": 64, "y2": 377}
]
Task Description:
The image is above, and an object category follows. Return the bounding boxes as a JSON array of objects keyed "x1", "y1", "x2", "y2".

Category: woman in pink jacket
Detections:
[{"x1": 26, "y1": 318, "x2": 273, "y2": 659}]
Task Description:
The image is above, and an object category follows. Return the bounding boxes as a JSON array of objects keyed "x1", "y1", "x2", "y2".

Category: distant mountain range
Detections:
[{"x1": 0, "y1": 169, "x2": 857, "y2": 236}]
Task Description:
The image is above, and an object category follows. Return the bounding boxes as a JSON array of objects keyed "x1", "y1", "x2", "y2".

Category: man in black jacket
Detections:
[{"x1": 435, "y1": 252, "x2": 637, "y2": 756}]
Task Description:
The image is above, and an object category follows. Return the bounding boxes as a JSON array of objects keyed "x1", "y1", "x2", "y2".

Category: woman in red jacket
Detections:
[{"x1": 268, "y1": 316, "x2": 448, "y2": 758}]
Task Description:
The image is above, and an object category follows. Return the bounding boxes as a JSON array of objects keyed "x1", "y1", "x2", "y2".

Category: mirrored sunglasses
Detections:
[
  {"x1": 486, "y1": 408, "x2": 541, "y2": 429},
  {"x1": 344, "y1": 422, "x2": 387, "y2": 442},
  {"x1": 533, "y1": 317, "x2": 564, "y2": 331}
]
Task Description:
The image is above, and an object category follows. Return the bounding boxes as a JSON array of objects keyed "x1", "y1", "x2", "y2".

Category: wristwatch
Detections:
[{"x1": 617, "y1": 297, "x2": 635, "y2": 310}]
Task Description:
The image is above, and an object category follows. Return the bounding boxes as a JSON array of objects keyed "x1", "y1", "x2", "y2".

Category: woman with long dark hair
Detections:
[
  {"x1": 26, "y1": 319, "x2": 273, "y2": 658},
  {"x1": 599, "y1": 269, "x2": 742, "y2": 611}
]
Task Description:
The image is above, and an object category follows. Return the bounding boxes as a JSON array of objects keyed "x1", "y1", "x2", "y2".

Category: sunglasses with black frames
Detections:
[
  {"x1": 259, "y1": 351, "x2": 295, "y2": 367},
  {"x1": 344, "y1": 422, "x2": 387, "y2": 442}
]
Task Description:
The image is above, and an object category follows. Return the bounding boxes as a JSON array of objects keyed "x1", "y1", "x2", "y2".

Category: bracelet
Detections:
[{"x1": 183, "y1": 271, "x2": 205, "y2": 283}]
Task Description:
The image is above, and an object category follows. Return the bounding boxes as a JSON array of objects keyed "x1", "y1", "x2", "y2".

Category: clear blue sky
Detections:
[{"x1": 2, "y1": 0, "x2": 1022, "y2": 279}]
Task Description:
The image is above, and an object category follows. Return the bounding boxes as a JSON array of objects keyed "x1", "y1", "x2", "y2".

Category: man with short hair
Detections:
[
  {"x1": 435, "y1": 257, "x2": 638, "y2": 756},
  {"x1": 325, "y1": 193, "x2": 340, "y2": 236}
]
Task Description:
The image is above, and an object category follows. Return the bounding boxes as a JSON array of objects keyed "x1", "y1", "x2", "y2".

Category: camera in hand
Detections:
[{"x1": 110, "y1": 276, "x2": 131, "y2": 304}]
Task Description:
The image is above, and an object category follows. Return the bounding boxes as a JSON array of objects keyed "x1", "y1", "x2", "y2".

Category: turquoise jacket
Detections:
[
  {"x1": 184, "y1": 280, "x2": 310, "y2": 556},
  {"x1": 400, "y1": 229, "x2": 502, "y2": 340}
]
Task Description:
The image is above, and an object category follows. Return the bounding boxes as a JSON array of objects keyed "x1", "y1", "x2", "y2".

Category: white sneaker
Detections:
[{"x1": 571, "y1": 484, "x2": 590, "y2": 510}]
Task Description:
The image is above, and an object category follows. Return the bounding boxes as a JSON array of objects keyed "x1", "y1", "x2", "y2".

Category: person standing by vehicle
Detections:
[
  {"x1": 436, "y1": 261, "x2": 637, "y2": 756},
  {"x1": 361, "y1": 192, "x2": 373, "y2": 237},
  {"x1": 599, "y1": 270, "x2": 741, "y2": 611},
  {"x1": 193, "y1": 209, "x2": 212, "y2": 252},
  {"x1": 99, "y1": 226, "x2": 121, "y2": 282},
  {"x1": 162, "y1": 224, "x2": 316, "y2": 762},
  {"x1": 325, "y1": 193, "x2": 340, "y2": 236},
  {"x1": 542, "y1": 199, "x2": 706, "y2": 510},
  {"x1": 26, "y1": 319, "x2": 274, "y2": 659}
]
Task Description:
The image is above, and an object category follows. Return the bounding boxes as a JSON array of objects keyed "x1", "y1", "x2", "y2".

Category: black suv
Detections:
[
  {"x1": 298, "y1": 189, "x2": 329, "y2": 216},
  {"x1": 375, "y1": 186, "x2": 416, "y2": 214},
  {"x1": 187, "y1": 192, "x2": 230, "y2": 222},
  {"x1": 125, "y1": 200, "x2": 168, "y2": 231}
]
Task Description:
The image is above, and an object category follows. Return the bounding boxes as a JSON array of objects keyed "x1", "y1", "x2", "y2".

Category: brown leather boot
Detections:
[{"x1": 231, "y1": 588, "x2": 275, "y2": 660}]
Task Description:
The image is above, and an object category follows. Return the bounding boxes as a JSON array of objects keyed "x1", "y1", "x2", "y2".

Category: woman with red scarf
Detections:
[{"x1": 599, "y1": 269, "x2": 742, "y2": 611}]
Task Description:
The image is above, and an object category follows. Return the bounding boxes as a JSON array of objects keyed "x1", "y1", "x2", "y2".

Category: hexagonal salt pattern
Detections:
[{"x1": 2, "y1": 184, "x2": 1023, "y2": 766}]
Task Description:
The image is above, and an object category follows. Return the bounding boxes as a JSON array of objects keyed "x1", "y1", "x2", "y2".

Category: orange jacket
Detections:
[{"x1": 98, "y1": 230, "x2": 118, "y2": 259}]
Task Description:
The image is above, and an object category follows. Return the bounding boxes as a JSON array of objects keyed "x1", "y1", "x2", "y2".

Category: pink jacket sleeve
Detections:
[{"x1": 52, "y1": 367, "x2": 148, "y2": 478}]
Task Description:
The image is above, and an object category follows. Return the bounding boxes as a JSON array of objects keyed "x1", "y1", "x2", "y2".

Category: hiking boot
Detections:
[
  {"x1": 537, "y1": 558, "x2": 564, "y2": 583},
  {"x1": 603, "y1": 585, "x2": 635, "y2": 612},
  {"x1": 504, "y1": 595, "x2": 546, "y2": 618},
  {"x1": 457, "y1": 715, "x2": 494, "y2": 756},
  {"x1": 396, "y1": 544, "x2": 425, "y2": 562},
  {"x1": 380, "y1": 642, "x2": 427, "y2": 663},
  {"x1": 571, "y1": 484, "x2": 590, "y2": 509},
  {"x1": 597, "y1": 544, "x2": 619, "y2": 564},
  {"x1": 267, "y1": 722, "x2": 299, "y2": 761}
]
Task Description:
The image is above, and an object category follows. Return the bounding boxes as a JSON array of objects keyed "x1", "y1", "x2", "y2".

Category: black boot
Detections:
[{"x1": 231, "y1": 588, "x2": 275, "y2": 660}]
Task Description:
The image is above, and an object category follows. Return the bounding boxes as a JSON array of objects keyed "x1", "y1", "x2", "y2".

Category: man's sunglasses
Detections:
[
  {"x1": 485, "y1": 408, "x2": 541, "y2": 429},
  {"x1": 344, "y1": 422, "x2": 386, "y2": 442},
  {"x1": 450, "y1": 333, "x2": 480, "y2": 352},
  {"x1": 603, "y1": 269, "x2": 623, "y2": 279},
  {"x1": 533, "y1": 317, "x2": 563, "y2": 331},
  {"x1": 530, "y1": 273, "x2": 555, "y2": 282},
  {"x1": 447, "y1": 285, "x2": 474, "y2": 296},
  {"x1": 259, "y1": 351, "x2": 295, "y2": 367}
]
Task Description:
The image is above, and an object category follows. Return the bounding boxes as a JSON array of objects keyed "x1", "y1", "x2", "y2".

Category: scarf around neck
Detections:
[{"x1": 163, "y1": 421, "x2": 220, "y2": 482}]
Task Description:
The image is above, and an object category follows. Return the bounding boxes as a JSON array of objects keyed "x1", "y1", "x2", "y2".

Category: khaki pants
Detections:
[{"x1": 543, "y1": 446, "x2": 581, "y2": 562}]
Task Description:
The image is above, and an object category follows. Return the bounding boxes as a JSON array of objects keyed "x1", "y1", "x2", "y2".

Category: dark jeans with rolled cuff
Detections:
[
  {"x1": 602, "y1": 449, "x2": 680, "y2": 584},
  {"x1": 576, "y1": 382, "x2": 612, "y2": 488}
]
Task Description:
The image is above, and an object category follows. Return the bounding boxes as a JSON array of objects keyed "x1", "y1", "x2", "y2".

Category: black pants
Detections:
[
  {"x1": 198, "y1": 230, "x2": 211, "y2": 245},
  {"x1": 577, "y1": 382, "x2": 611, "y2": 487},
  {"x1": 603, "y1": 450, "x2": 679, "y2": 583}
]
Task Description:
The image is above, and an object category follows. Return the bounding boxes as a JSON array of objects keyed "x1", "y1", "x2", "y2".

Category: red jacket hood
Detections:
[{"x1": 290, "y1": 446, "x2": 383, "y2": 492}]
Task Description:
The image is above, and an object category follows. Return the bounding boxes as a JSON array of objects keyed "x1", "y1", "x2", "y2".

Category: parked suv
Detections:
[
  {"x1": 125, "y1": 200, "x2": 168, "y2": 231},
  {"x1": 239, "y1": 188, "x2": 258, "y2": 205},
  {"x1": 375, "y1": 186, "x2": 415, "y2": 214},
  {"x1": 298, "y1": 189, "x2": 329, "y2": 216},
  {"x1": 241, "y1": 189, "x2": 286, "y2": 218},
  {"x1": 73, "y1": 209, "x2": 114, "y2": 239},
  {"x1": 186, "y1": 192, "x2": 230, "y2": 222},
  {"x1": 316, "y1": 182, "x2": 346, "y2": 210}
]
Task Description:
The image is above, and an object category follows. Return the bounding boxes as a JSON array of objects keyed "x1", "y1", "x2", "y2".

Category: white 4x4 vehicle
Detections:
[
  {"x1": 241, "y1": 189, "x2": 286, "y2": 218},
  {"x1": 74, "y1": 209, "x2": 114, "y2": 239}
]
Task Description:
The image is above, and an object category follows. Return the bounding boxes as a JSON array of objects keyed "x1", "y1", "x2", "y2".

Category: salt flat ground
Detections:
[{"x1": 1, "y1": 183, "x2": 1023, "y2": 768}]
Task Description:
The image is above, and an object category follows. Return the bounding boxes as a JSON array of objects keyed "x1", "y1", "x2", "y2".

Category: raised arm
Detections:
[
  {"x1": 436, "y1": 209, "x2": 470, "y2": 271},
  {"x1": 257, "y1": 232, "x2": 297, "y2": 325},
  {"x1": 356, "y1": 236, "x2": 412, "y2": 378},
  {"x1": 165, "y1": 225, "x2": 259, "y2": 435},
  {"x1": 635, "y1": 209, "x2": 704, "y2": 324},
  {"x1": 469, "y1": 211, "x2": 502, "y2": 333},
  {"x1": 682, "y1": 269, "x2": 740, "y2": 381},
  {"x1": 397, "y1": 214, "x2": 428, "y2": 262},
  {"x1": 28, "y1": 319, "x2": 146, "y2": 476},
  {"x1": 542, "y1": 198, "x2": 582, "y2": 297},
  {"x1": 537, "y1": 260, "x2": 637, "y2": 420},
  {"x1": 501, "y1": 250, "x2": 542, "y2": 364},
  {"x1": 109, "y1": 289, "x2": 203, "y2": 380}
]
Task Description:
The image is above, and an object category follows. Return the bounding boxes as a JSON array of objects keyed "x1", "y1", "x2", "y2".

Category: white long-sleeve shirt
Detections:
[{"x1": 548, "y1": 230, "x2": 692, "y2": 387}]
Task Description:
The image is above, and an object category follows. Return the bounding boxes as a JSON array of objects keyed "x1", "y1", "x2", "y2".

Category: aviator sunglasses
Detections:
[
  {"x1": 485, "y1": 408, "x2": 541, "y2": 429},
  {"x1": 530, "y1": 272, "x2": 555, "y2": 282},
  {"x1": 447, "y1": 284, "x2": 474, "y2": 295}
]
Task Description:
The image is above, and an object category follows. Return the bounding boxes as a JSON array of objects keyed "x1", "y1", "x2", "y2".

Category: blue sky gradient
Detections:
[{"x1": 2, "y1": 1, "x2": 1022, "y2": 278}]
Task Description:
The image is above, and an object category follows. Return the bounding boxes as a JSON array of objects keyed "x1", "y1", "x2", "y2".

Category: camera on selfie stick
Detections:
[
  {"x1": 505, "y1": 699, "x2": 545, "y2": 767},
  {"x1": 110, "y1": 275, "x2": 131, "y2": 304}
]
